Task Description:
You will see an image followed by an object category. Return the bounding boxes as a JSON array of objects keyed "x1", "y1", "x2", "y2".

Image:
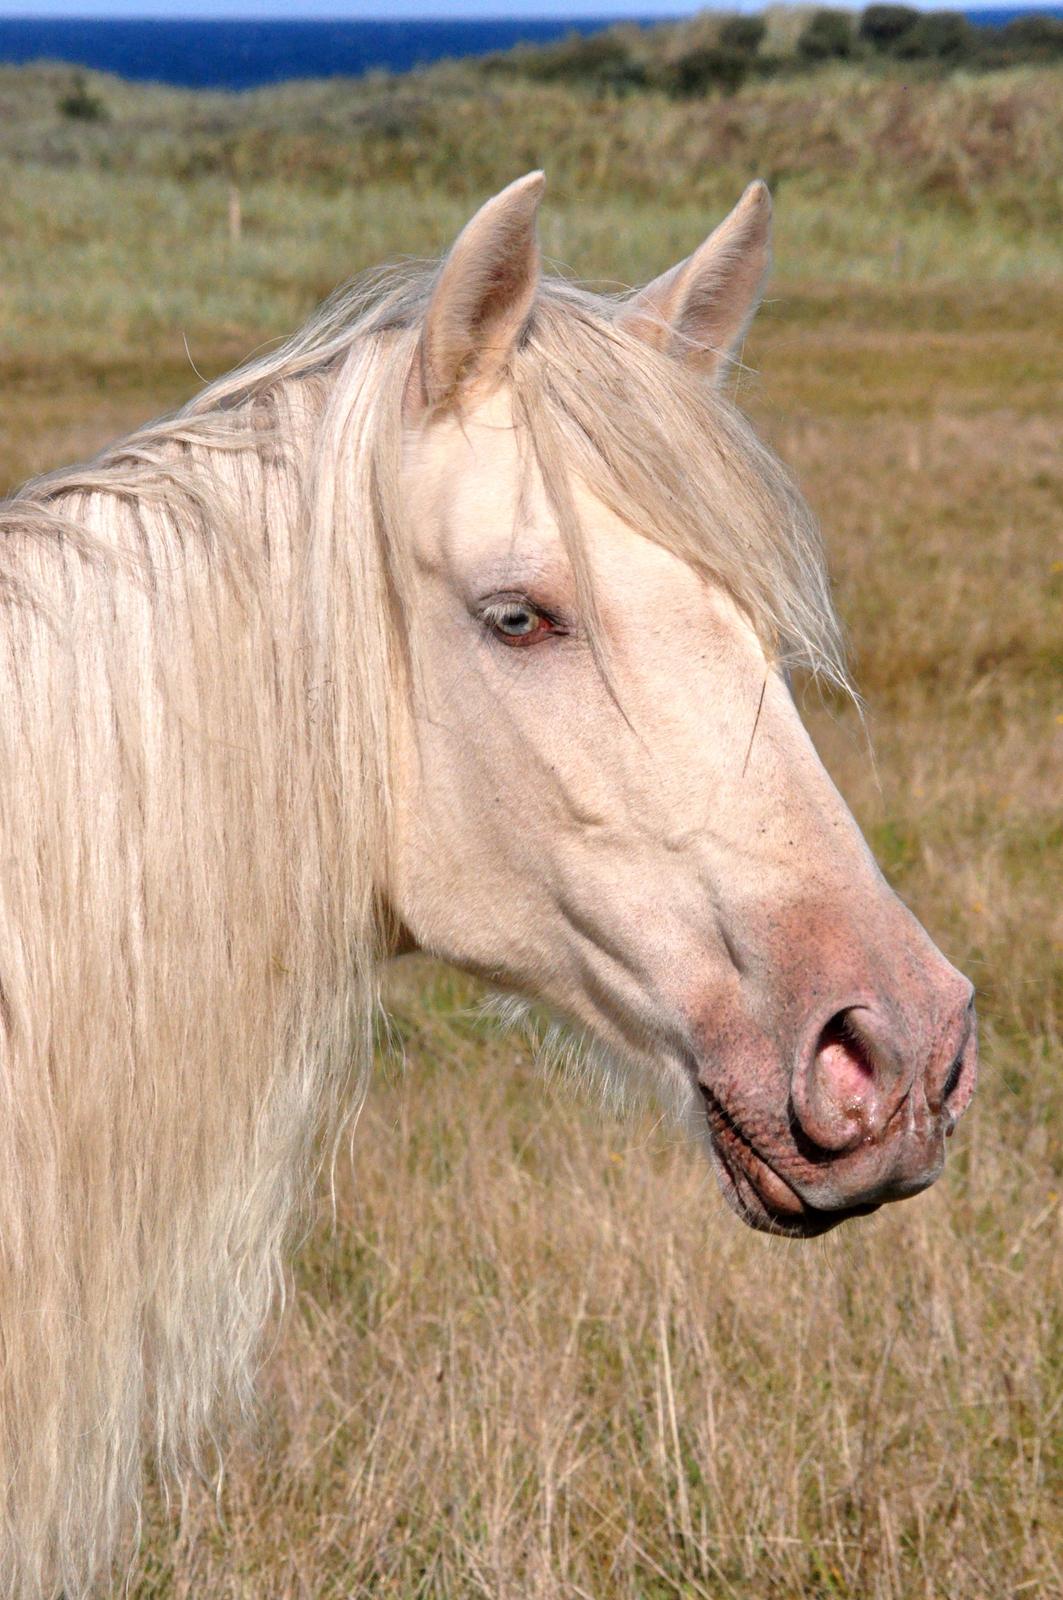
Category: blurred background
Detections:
[{"x1": 0, "y1": 2, "x2": 1060, "y2": 1594}]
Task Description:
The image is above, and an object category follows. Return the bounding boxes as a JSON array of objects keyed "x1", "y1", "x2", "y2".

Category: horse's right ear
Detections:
[
  {"x1": 617, "y1": 181, "x2": 772, "y2": 384},
  {"x1": 405, "y1": 171, "x2": 545, "y2": 421}
]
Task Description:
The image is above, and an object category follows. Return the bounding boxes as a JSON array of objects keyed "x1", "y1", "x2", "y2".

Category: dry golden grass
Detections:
[{"x1": 0, "y1": 93, "x2": 1060, "y2": 1596}]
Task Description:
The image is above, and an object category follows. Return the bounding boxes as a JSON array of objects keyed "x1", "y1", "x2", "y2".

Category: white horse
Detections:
[{"x1": 0, "y1": 173, "x2": 976, "y2": 1596}]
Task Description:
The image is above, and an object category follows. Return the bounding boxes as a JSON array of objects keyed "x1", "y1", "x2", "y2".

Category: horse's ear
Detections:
[
  {"x1": 406, "y1": 171, "x2": 545, "y2": 419},
  {"x1": 617, "y1": 181, "x2": 772, "y2": 383}
]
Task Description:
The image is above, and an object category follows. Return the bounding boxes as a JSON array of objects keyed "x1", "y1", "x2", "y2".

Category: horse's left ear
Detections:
[
  {"x1": 617, "y1": 181, "x2": 772, "y2": 383},
  {"x1": 406, "y1": 171, "x2": 545, "y2": 419}
]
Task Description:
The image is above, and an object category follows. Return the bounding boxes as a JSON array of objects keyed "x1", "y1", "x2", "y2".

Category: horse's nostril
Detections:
[
  {"x1": 932, "y1": 999, "x2": 978, "y2": 1120},
  {"x1": 942, "y1": 1051, "x2": 965, "y2": 1103},
  {"x1": 818, "y1": 1009, "x2": 877, "y2": 1085},
  {"x1": 790, "y1": 1005, "x2": 893, "y2": 1155},
  {"x1": 813, "y1": 1009, "x2": 878, "y2": 1109}
]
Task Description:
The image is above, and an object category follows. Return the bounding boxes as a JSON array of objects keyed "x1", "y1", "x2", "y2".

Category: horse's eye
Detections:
[
  {"x1": 482, "y1": 599, "x2": 560, "y2": 648},
  {"x1": 495, "y1": 604, "x2": 538, "y2": 637}
]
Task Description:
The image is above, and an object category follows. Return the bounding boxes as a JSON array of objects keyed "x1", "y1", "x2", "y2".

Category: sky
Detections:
[
  {"x1": 0, "y1": 0, "x2": 1024, "y2": 15},
  {"x1": 0, "y1": 2, "x2": 709, "y2": 16}
]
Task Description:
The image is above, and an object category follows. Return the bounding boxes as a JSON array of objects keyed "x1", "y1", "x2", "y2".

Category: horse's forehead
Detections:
[
  {"x1": 405, "y1": 398, "x2": 740, "y2": 631},
  {"x1": 410, "y1": 388, "x2": 520, "y2": 491},
  {"x1": 405, "y1": 395, "x2": 649, "y2": 589},
  {"x1": 404, "y1": 394, "x2": 539, "y2": 570}
]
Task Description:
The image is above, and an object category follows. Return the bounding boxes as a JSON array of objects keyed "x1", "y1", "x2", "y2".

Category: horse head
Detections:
[{"x1": 388, "y1": 174, "x2": 976, "y2": 1237}]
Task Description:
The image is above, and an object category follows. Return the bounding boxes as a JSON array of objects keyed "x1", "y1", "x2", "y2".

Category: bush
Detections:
[
  {"x1": 665, "y1": 44, "x2": 752, "y2": 97},
  {"x1": 505, "y1": 30, "x2": 646, "y2": 91},
  {"x1": 57, "y1": 72, "x2": 108, "y2": 122},
  {"x1": 797, "y1": 10, "x2": 856, "y2": 61},
  {"x1": 994, "y1": 15, "x2": 1063, "y2": 62},
  {"x1": 718, "y1": 15, "x2": 767, "y2": 55},
  {"x1": 858, "y1": 5, "x2": 921, "y2": 52},
  {"x1": 894, "y1": 11, "x2": 975, "y2": 61}
]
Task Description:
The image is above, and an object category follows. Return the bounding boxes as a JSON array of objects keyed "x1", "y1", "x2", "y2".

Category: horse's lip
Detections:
[{"x1": 697, "y1": 1080, "x2": 881, "y2": 1239}]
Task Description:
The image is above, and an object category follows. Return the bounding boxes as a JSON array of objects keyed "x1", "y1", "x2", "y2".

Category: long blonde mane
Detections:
[{"x1": 0, "y1": 265, "x2": 844, "y2": 1597}]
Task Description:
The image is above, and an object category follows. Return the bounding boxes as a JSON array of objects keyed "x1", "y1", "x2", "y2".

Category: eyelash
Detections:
[{"x1": 480, "y1": 597, "x2": 565, "y2": 649}]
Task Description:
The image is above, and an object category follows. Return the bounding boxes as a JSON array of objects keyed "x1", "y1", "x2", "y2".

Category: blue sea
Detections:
[
  {"x1": 0, "y1": 16, "x2": 665, "y2": 88},
  {"x1": 0, "y1": 12, "x2": 1059, "y2": 91}
]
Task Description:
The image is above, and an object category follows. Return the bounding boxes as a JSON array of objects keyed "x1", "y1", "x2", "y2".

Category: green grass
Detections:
[{"x1": 1, "y1": 60, "x2": 1061, "y2": 367}]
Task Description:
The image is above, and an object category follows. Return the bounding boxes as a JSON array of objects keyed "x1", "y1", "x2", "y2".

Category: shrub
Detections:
[
  {"x1": 894, "y1": 11, "x2": 975, "y2": 61},
  {"x1": 858, "y1": 5, "x2": 921, "y2": 52},
  {"x1": 505, "y1": 30, "x2": 645, "y2": 91},
  {"x1": 57, "y1": 72, "x2": 108, "y2": 122},
  {"x1": 797, "y1": 10, "x2": 856, "y2": 61},
  {"x1": 718, "y1": 15, "x2": 767, "y2": 55},
  {"x1": 994, "y1": 15, "x2": 1063, "y2": 62},
  {"x1": 665, "y1": 44, "x2": 752, "y2": 97}
]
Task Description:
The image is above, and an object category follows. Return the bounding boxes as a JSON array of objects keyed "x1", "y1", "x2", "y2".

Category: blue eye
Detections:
[
  {"x1": 482, "y1": 598, "x2": 561, "y2": 648},
  {"x1": 494, "y1": 605, "x2": 538, "y2": 637}
]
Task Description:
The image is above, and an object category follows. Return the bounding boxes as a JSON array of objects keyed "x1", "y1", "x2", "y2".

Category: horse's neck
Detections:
[
  {"x1": 44, "y1": 376, "x2": 326, "y2": 677},
  {"x1": 4, "y1": 362, "x2": 384, "y2": 983},
  {"x1": 10, "y1": 378, "x2": 329, "y2": 890}
]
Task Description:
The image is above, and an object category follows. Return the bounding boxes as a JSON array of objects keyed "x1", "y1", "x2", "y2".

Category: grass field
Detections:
[{"x1": 1, "y1": 55, "x2": 1061, "y2": 1600}]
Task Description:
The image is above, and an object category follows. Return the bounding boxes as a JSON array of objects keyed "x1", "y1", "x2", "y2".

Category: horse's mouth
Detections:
[{"x1": 698, "y1": 1082, "x2": 880, "y2": 1239}]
